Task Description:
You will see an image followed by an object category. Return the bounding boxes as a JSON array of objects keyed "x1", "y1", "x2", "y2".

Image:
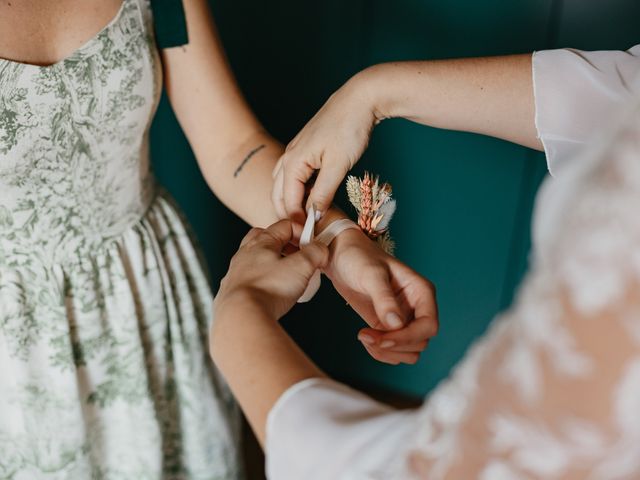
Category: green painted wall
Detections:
[{"x1": 150, "y1": 1, "x2": 639, "y2": 398}]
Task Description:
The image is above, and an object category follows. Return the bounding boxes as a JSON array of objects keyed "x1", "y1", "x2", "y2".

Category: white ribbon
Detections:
[{"x1": 297, "y1": 205, "x2": 359, "y2": 303}]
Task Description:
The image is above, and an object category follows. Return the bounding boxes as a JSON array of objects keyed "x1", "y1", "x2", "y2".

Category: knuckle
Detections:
[
  {"x1": 298, "y1": 253, "x2": 317, "y2": 272},
  {"x1": 405, "y1": 353, "x2": 420, "y2": 365},
  {"x1": 257, "y1": 228, "x2": 273, "y2": 238},
  {"x1": 424, "y1": 278, "x2": 437, "y2": 296},
  {"x1": 228, "y1": 254, "x2": 241, "y2": 268},
  {"x1": 370, "y1": 318, "x2": 385, "y2": 330},
  {"x1": 306, "y1": 243, "x2": 327, "y2": 261},
  {"x1": 427, "y1": 318, "x2": 439, "y2": 337},
  {"x1": 311, "y1": 189, "x2": 330, "y2": 204},
  {"x1": 280, "y1": 151, "x2": 292, "y2": 164},
  {"x1": 368, "y1": 348, "x2": 384, "y2": 363}
]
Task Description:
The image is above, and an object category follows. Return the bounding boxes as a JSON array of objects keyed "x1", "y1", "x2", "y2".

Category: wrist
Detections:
[
  {"x1": 315, "y1": 206, "x2": 359, "y2": 260},
  {"x1": 343, "y1": 66, "x2": 388, "y2": 126},
  {"x1": 214, "y1": 289, "x2": 278, "y2": 325},
  {"x1": 210, "y1": 290, "x2": 282, "y2": 366},
  {"x1": 316, "y1": 205, "x2": 348, "y2": 232},
  {"x1": 322, "y1": 226, "x2": 366, "y2": 277},
  {"x1": 351, "y1": 64, "x2": 398, "y2": 122},
  {"x1": 357, "y1": 63, "x2": 411, "y2": 121}
]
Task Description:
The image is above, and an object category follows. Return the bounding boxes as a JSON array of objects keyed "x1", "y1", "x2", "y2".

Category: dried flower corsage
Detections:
[{"x1": 346, "y1": 172, "x2": 396, "y2": 255}]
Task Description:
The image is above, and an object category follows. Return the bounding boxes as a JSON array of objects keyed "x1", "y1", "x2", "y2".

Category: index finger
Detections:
[
  {"x1": 373, "y1": 263, "x2": 439, "y2": 343},
  {"x1": 306, "y1": 160, "x2": 348, "y2": 217},
  {"x1": 361, "y1": 314, "x2": 438, "y2": 346},
  {"x1": 282, "y1": 153, "x2": 316, "y2": 224}
]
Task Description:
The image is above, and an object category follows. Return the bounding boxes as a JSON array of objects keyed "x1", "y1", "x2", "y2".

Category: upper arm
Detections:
[{"x1": 159, "y1": 0, "x2": 263, "y2": 162}]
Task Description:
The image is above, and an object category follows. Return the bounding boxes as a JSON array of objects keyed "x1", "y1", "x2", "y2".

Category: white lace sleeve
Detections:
[
  {"x1": 533, "y1": 45, "x2": 640, "y2": 175},
  {"x1": 409, "y1": 94, "x2": 640, "y2": 479}
]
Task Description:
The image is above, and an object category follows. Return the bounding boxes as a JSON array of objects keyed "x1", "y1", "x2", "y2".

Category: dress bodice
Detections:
[{"x1": 0, "y1": 0, "x2": 161, "y2": 268}]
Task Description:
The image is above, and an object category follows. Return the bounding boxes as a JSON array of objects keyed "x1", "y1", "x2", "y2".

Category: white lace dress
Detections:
[
  {"x1": 265, "y1": 45, "x2": 640, "y2": 479},
  {"x1": 0, "y1": 1, "x2": 241, "y2": 478}
]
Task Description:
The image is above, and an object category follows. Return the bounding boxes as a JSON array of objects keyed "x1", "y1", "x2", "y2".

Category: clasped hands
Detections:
[{"x1": 217, "y1": 215, "x2": 438, "y2": 365}]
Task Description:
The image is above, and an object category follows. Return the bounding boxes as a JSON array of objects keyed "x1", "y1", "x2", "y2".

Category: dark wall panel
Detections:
[{"x1": 150, "y1": 1, "x2": 638, "y2": 398}]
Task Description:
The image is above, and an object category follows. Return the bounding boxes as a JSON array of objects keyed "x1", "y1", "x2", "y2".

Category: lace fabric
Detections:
[{"x1": 409, "y1": 89, "x2": 640, "y2": 480}]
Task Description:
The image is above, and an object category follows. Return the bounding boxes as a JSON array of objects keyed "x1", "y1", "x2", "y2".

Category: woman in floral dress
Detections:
[{"x1": 0, "y1": 0, "x2": 437, "y2": 478}]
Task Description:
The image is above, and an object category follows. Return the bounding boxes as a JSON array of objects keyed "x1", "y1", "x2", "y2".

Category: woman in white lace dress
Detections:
[
  {"x1": 215, "y1": 47, "x2": 640, "y2": 478},
  {"x1": 0, "y1": 0, "x2": 438, "y2": 478}
]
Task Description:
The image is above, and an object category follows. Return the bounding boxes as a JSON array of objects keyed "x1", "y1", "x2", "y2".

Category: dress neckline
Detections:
[{"x1": 0, "y1": 0, "x2": 127, "y2": 71}]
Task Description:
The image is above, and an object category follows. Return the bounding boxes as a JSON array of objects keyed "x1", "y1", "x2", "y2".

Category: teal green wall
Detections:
[{"x1": 150, "y1": 1, "x2": 639, "y2": 398}]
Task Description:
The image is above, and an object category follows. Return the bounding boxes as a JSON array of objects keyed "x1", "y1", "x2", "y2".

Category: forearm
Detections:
[
  {"x1": 196, "y1": 128, "x2": 354, "y2": 235},
  {"x1": 196, "y1": 129, "x2": 284, "y2": 227},
  {"x1": 360, "y1": 54, "x2": 542, "y2": 150},
  {"x1": 160, "y1": 0, "x2": 292, "y2": 227},
  {"x1": 210, "y1": 298, "x2": 325, "y2": 446}
]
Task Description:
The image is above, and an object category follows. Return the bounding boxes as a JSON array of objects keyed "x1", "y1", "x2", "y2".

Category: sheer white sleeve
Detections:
[
  {"x1": 533, "y1": 44, "x2": 640, "y2": 175},
  {"x1": 265, "y1": 378, "x2": 419, "y2": 479}
]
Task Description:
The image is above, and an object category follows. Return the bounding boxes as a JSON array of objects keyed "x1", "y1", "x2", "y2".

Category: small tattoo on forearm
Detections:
[{"x1": 233, "y1": 144, "x2": 266, "y2": 178}]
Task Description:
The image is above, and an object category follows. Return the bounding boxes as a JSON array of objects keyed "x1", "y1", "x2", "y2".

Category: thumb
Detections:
[
  {"x1": 284, "y1": 241, "x2": 330, "y2": 280},
  {"x1": 256, "y1": 219, "x2": 294, "y2": 251},
  {"x1": 361, "y1": 268, "x2": 404, "y2": 330},
  {"x1": 306, "y1": 161, "x2": 348, "y2": 217}
]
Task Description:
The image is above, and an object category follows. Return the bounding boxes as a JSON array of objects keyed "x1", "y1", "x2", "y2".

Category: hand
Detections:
[
  {"x1": 215, "y1": 220, "x2": 329, "y2": 321},
  {"x1": 324, "y1": 228, "x2": 438, "y2": 365},
  {"x1": 271, "y1": 70, "x2": 380, "y2": 222}
]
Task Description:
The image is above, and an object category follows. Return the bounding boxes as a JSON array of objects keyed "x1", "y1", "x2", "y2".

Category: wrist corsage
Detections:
[
  {"x1": 346, "y1": 172, "x2": 396, "y2": 255},
  {"x1": 296, "y1": 171, "x2": 397, "y2": 303}
]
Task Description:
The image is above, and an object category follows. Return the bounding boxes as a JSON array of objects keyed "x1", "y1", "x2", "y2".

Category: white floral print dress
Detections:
[{"x1": 0, "y1": 1, "x2": 241, "y2": 478}]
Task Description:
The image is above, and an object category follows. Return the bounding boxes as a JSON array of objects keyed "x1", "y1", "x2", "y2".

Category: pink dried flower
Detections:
[{"x1": 346, "y1": 171, "x2": 397, "y2": 255}]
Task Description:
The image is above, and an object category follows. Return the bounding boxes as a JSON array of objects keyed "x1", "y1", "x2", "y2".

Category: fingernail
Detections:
[
  {"x1": 359, "y1": 334, "x2": 375, "y2": 346},
  {"x1": 380, "y1": 340, "x2": 395, "y2": 349},
  {"x1": 385, "y1": 313, "x2": 403, "y2": 329},
  {"x1": 310, "y1": 203, "x2": 323, "y2": 222}
]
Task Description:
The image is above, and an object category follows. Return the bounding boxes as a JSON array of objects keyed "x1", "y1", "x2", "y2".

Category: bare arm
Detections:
[
  {"x1": 209, "y1": 221, "x2": 329, "y2": 445},
  {"x1": 274, "y1": 53, "x2": 542, "y2": 218},
  {"x1": 160, "y1": 0, "x2": 281, "y2": 228},
  {"x1": 211, "y1": 301, "x2": 324, "y2": 446},
  {"x1": 370, "y1": 55, "x2": 542, "y2": 150}
]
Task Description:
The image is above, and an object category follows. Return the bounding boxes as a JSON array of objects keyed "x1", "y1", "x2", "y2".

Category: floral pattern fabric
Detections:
[{"x1": 0, "y1": 1, "x2": 241, "y2": 478}]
